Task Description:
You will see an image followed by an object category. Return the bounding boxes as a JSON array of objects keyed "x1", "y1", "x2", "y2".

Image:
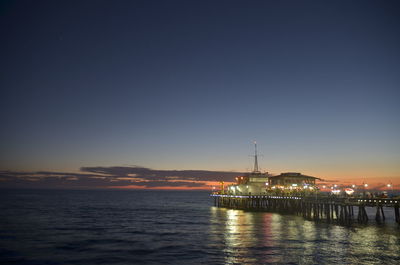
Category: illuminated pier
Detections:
[
  {"x1": 213, "y1": 143, "x2": 400, "y2": 225},
  {"x1": 211, "y1": 194, "x2": 400, "y2": 225}
]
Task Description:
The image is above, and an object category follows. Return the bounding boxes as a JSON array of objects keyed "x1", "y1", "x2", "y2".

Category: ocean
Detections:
[{"x1": 0, "y1": 189, "x2": 399, "y2": 264}]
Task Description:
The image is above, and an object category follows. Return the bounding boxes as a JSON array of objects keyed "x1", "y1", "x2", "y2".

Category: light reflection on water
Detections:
[
  {"x1": 209, "y1": 207, "x2": 400, "y2": 264},
  {"x1": 1, "y1": 190, "x2": 399, "y2": 264}
]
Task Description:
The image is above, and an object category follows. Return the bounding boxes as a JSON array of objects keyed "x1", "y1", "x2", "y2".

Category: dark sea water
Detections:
[{"x1": 0, "y1": 190, "x2": 399, "y2": 265}]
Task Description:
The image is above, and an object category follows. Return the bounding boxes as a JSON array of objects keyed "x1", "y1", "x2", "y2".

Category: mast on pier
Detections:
[{"x1": 253, "y1": 141, "x2": 260, "y2": 173}]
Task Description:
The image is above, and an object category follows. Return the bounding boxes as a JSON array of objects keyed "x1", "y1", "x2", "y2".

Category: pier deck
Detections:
[{"x1": 211, "y1": 194, "x2": 400, "y2": 225}]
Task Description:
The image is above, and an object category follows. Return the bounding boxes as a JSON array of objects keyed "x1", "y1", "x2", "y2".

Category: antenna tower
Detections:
[{"x1": 253, "y1": 141, "x2": 260, "y2": 173}]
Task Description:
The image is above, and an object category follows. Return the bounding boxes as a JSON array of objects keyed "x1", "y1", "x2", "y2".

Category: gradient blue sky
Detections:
[{"x1": 1, "y1": 0, "x2": 399, "y2": 184}]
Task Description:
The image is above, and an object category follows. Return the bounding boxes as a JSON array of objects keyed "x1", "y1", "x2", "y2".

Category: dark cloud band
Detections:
[{"x1": 0, "y1": 166, "x2": 244, "y2": 189}]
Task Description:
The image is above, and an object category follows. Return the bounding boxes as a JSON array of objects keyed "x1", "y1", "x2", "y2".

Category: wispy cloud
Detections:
[{"x1": 0, "y1": 166, "x2": 242, "y2": 189}]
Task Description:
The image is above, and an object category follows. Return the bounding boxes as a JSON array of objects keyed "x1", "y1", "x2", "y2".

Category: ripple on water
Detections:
[{"x1": 0, "y1": 190, "x2": 399, "y2": 265}]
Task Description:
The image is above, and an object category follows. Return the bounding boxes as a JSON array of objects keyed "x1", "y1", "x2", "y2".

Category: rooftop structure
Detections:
[
  {"x1": 226, "y1": 143, "x2": 320, "y2": 195},
  {"x1": 227, "y1": 142, "x2": 270, "y2": 195},
  {"x1": 269, "y1": 172, "x2": 321, "y2": 190}
]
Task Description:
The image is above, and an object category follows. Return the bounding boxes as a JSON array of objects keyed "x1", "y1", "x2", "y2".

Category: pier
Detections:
[{"x1": 211, "y1": 194, "x2": 400, "y2": 225}]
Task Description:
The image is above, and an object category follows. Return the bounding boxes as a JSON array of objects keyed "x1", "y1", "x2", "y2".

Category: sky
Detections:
[{"x1": 0, "y1": 0, "x2": 399, "y2": 190}]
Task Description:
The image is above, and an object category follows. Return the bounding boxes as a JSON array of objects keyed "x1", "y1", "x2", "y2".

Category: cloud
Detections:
[
  {"x1": 80, "y1": 166, "x2": 242, "y2": 181},
  {"x1": 0, "y1": 166, "x2": 244, "y2": 189}
]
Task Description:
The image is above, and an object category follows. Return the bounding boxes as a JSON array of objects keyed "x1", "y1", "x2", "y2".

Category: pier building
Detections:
[
  {"x1": 268, "y1": 172, "x2": 321, "y2": 190},
  {"x1": 226, "y1": 142, "x2": 319, "y2": 195}
]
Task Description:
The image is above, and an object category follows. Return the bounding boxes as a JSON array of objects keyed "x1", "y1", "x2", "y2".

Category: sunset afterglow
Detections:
[{"x1": 0, "y1": 0, "x2": 399, "y2": 191}]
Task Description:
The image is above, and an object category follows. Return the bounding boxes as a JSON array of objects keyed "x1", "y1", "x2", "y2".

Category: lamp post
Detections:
[
  {"x1": 387, "y1": 183, "x2": 393, "y2": 195},
  {"x1": 351, "y1": 184, "x2": 356, "y2": 196},
  {"x1": 363, "y1": 182, "x2": 368, "y2": 197}
]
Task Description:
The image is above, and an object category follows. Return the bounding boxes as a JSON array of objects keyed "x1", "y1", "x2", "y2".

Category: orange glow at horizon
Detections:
[
  {"x1": 109, "y1": 181, "x2": 236, "y2": 190},
  {"x1": 320, "y1": 176, "x2": 400, "y2": 187}
]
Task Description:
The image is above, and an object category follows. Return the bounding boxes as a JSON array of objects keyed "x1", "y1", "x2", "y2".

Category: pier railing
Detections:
[{"x1": 211, "y1": 194, "x2": 400, "y2": 225}]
